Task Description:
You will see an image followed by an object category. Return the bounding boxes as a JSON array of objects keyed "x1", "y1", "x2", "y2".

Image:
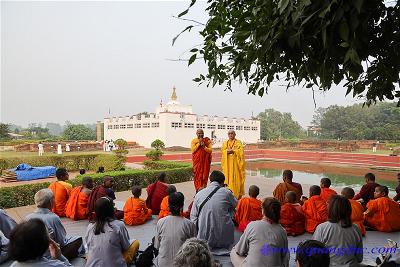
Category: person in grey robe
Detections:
[
  {"x1": 9, "y1": 219, "x2": 70, "y2": 267},
  {"x1": 230, "y1": 197, "x2": 289, "y2": 267},
  {"x1": 154, "y1": 192, "x2": 197, "y2": 267},
  {"x1": 313, "y1": 195, "x2": 363, "y2": 267},
  {"x1": 25, "y1": 189, "x2": 82, "y2": 262},
  {"x1": 0, "y1": 230, "x2": 10, "y2": 264},
  {"x1": 190, "y1": 170, "x2": 237, "y2": 255},
  {"x1": 0, "y1": 209, "x2": 17, "y2": 238}
]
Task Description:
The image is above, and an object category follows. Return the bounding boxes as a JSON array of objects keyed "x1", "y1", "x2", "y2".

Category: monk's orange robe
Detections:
[
  {"x1": 191, "y1": 137, "x2": 212, "y2": 191},
  {"x1": 302, "y1": 195, "x2": 328, "y2": 233},
  {"x1": 65, "y1": 186, "x2": 90, "y2": 220},
  {"x1": 280, "y1": 203, "x2": 305, "y2": 236},
  {"x1": 273, "y1": 182, "x2": 303, "y2": 204},
  {"x1": 48, "y1": 181, "x2": 72, "y2": 217},
  {"x1": 158, "y1": 196, "x2": 170, "y2": 219},
  {"x1": 349, "y1": 199, "x2": 366, "y2": 236},
  {"x1": 234, "y1": 197, "x2": 262, "y2": 232},
  {"x1": 365, "y1": 197, "x2": 400, "y2": 232},
  {"x1": 320, "y1": 188, "x2": 337, "y2": 202},
  {"x1": 123, "y1": 197, "x2": 152, "y2": 226}
]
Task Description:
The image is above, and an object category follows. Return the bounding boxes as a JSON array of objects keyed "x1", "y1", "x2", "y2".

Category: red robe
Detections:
[
  {"x1": 320, "y1": 188, "x2": 337, "y2": 202},
  {"x1": 87, "y1": 185, "x2": 119, "y2": 220},
  {"x1": 280, "y1": 203, "x2": 305, "y2": 236},
  {"x1": 273, "y1": 182, "x2": 303, "y2": 204},
  {"x1": 302, "y1": 195, "x2": 328, "y2": 233},
  {"x1": 191, "y1": 137, "x2": 212, "y2": 191},
  {"x1": 65, "y1": 186, "x2": 90, "y2": 220},
  {"x1": 365, "y1": 197, "x2": 400, "y2": 232},
  {"x1": 234, "y1": 197, "x2": 262, "y2": 232},
  {"x1": 353, "y1": 182, "x2": 380, "y2": 205},
  {"x1": 182, "y1": 201, "x2": 193, "y2": 219},
  {"x1": 146, "y1": 181, "x2": 168, "y2": 215}
]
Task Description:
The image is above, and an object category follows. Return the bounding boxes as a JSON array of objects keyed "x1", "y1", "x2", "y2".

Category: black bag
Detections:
[{"x1": 135, "y1": 241, "x2": 158, "y2": 267}]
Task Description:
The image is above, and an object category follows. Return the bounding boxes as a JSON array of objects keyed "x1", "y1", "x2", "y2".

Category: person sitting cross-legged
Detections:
[
  {"x1": 364, "y1": 186, "x2": 400, "y2": 232},
  {"x1": 320, "y1": 178, "x2": 337, "y2": 203},
  {"x1": 154, "y1": 192, "x2": 197, "y2": 267},
  {"x1": 280, "y1": 191, "x2": 305, "y2": 236},
  {"x1": 65, "y1": 177, "x2": 94, "y2": 220},
  {"x1": 341, "y1": 187, "x2": 366, "y2": 236},
  {"x1": 85, "y1": 197, "x2": 140, "y2": 267},
  {"x1": 26, "y1": 189, "x2": 83, "y2": 261},
  {"x1": 234, "y1": 185, "x2": 262, "y2": 232},
  {"x1": 158, "y1": 185, "x2": 177, "y2": 220},
  {"x1": 146, "y1": 172, "x2": 169, "y2": 215},
  {"x1": 353, "y1": 172, "x2": 380, "y2": 206},
  {"x1": 123, "y1": 185, "x2": 152, "y2": 226},
  {"x1": 273, "y1": 169, "x2": 303, "y2": 204},
  {"x1": 302, "y1": 185, "x2": 328, "y2": 233},
  {"x1": 48, "y1": 168, "x2": 73, "y2": 217}
]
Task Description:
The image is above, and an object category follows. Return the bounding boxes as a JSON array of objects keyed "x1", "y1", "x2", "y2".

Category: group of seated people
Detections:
[{"x1": 0, "y1": 168, "x2": 399, "y2": 267}]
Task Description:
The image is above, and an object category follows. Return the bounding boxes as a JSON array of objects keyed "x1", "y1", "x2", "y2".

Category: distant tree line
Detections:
[{"x1": 312, "y1": 102, "x2": 400, "y2": 140}]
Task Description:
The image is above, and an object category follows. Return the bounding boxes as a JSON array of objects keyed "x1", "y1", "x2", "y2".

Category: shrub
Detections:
[
  {"x1": 145, "y1": 150, "x2": 164, "y2": 161},
  {"x1": 0, "y1": 165, "x2": 193, "y2": 209},
  {"x1": 151, "y1": 139, "x2": 165, "y2": 150},
  {"x1": 143, "y1": 160, "x2": 191, "y2": 170}
]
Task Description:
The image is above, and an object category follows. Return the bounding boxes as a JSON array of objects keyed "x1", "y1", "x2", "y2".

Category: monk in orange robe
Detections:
[
  {"x1": 48, "y1": 168, "x2": 73, "y2": 217},
  {"x1": 158, "y1": 185, "x2": 177, "y2": 219},
  {"x1": 320, "y1": 178, "x2": 337, "y2": 203},
  {"x1": 234, "y1": 185, "x2": 262, "y2": 232},
  {"x1": 146, "y1": 172, "x2": 169, "y2": 215},
  {"x1": 364, "y1": 186, "x2": 400, "y2": 232},
  {"x1": 65, "y1": 177, "x2": 94, "y2": 220},
  {"x1": 341, "y1": 187, "x2": 366, "y2": 236},
  {"x1": 191, "y1": 129, "x2": 212, "y2": 191},
  {"x1": 123, "y1": 185, "x2": 152, "y2": 226},
  {"x1": 302, "y1": 185, "x2": 328, "y2": 233},
  {"x1": 273, "y1": 170, "x2": 303, "y2": 204},
  {"x1": 280, "y1": 191, "x2": 305, "y2": 236}
]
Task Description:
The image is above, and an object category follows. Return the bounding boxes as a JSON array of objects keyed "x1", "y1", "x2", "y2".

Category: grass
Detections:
[{"x1": 354, "y1": 149, "x2": 394, "y2": 155}]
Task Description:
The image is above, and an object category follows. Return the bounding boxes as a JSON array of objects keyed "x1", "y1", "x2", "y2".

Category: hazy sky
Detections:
[{"x1": 1, "y1": 1, "x2": 362, "y2": 128}]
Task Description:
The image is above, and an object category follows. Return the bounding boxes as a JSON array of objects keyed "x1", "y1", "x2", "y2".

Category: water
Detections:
[{"x1": 244, "y1": 161, "x2": 398, "y2": 195}]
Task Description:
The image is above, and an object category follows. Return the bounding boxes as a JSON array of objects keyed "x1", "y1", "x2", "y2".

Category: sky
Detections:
[{"x1": 1, "y1": 1, "x2": 363, "y2": 128}]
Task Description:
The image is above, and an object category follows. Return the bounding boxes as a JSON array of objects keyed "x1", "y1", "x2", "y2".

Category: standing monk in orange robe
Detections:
[
  {"x1": 48, "y1": 168, "x2": 73, "y2": 217},
  {"x1": 273, "y1": 170, "x2": 303, "y2": 204},
  {"x1": 158, "y1": 185, "x2": 177, "y2": 219},
  {"x1": 320, "y1": 178, "x2": 337, "y2": 203},
  {"x1": 302, "y1": 185, "x2": 328, "y2": 233},
  {"x1": 191, "y1": 129, "x2": 212, "y2": 191},
  {"x1": 146, "y1": 172, "x2": 169, "y2": 215},
  {"x1": 234, "y1": 185, "x2": 262, "y2": 232},
  {"x1": 123, "y1": 185, "x2": 152, "y2": 226},
  {"x1": 280, "y1": 191, "x2": 305, "y2": 236},
  {"x1": 364, "y1": 186, "x2": 400, "y2": 232},
  {"x1": 65, "y1": 177, "x2": 94, "y2": 220},
  {"x1": 341, "y1": 187, "x2": 366, "y2": 236}
]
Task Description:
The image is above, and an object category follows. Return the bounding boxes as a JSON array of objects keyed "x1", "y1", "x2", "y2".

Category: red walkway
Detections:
[{"x1": 127, "y1": 149, "x2": 400, "y2": 168}]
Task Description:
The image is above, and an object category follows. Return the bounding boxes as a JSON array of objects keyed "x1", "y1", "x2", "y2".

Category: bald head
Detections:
[
  {"x1": 196, "y1": 129, "x2": 204, "y2": 139},
  {"x1": 285, "y1": 191, "x2": 297, "y2": 203},
  {"x1": 309, "y1": 185, "x2": 321, "y2": 197},
  {"x1": 375, "y1": 186, "x2": 389, "y2": 197},
  {"x1": 248, "y1": 185, "x2": 260, "y2": 198},
  {"x1": 320, "y1": 178, "x2": 331, "y2": 188},
  {"x1": 167, "y1": 185, "x2": 177, "y2": 195},
  {"x1": 341, "y1": 187, "x2": 355, "y2": 199},
  {"x1": 228, "y1": 130, "x2": 236, "y2": 140}
]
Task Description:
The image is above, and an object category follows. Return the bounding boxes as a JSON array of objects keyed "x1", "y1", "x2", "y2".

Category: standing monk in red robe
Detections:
[
  {"x1": 65, "y1": 177, "x2": 94, "y2": 220},
  {"x1": 234, "y1": 185, "x2": 262, "y2": 232},
  {"x1": 320, "y1": 178, "x2": 337, "y2": 203},
  {"x1": 273, "y1": 170, "x2": 303, "y2": 204},
  {"x1": 48, "y1": 168, "x2": 72, "y2": 217},
  {"x1": 353, "y1": 173, "x2": 380, "y2": 206},
  {"x1": 146, "y1": 172, "x2": 169, "y2": 215},
  {"x1": 280, "y1": 191, "x2": 305, "y2": 236},
  {"x1": 191, "y1": 129, "x2": 212, "y2": 191}
]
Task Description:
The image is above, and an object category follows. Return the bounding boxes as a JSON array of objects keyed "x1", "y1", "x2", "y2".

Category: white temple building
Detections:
[{"x1": 103, "y1": 87, "x2": 260, "y2": 148}]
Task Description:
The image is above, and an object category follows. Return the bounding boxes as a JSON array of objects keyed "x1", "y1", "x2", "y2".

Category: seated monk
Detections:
[
  {"x1": 354, "y1": 173, "x2": 380, "y2": 206},
  {"x1": 87, "y1": 176, "x2": 123, "y2": 220},
  {"x1": 364, "y1": 186, "x2": 400, "y2": 232},
  {"x1": 302, "y1": 185, "x2": 328, "y2": 233},
  {"x1": 320, "y1": 178, "x2": 337, "y2": 203},
  {"x1": 123, "y1": 185, "x2": 152, "y2": 225},
  {"x1": 341, "y1": 187, "x2": 366, "y2": 236},
  {"x1": 273, "y1": 170, "x2": 303, "y2": 204},
  {"x1": 48, "y1": 168, "x2": 73, "y2": 217},
  {"x1": 158, "y1": 185, "x2": 177, "y2": 219},
  {"x1": 280, "y1": 191, "x2": 305, "y2": 236},
  {"x1": 393, "y1": 173, "x2": 400, "y2": 202},
  {"x1": 182, "y1": 187, "x2": 204, "y2": 219},
  {"x1": 234, "y1": 185, "x2": 262, "y2": 232},
  {"x1": 65, "y1": 177, "x2": 94, "y2": 220},
  {"x1": 146, "y1": 172, "x2": 169, "y2": 215}
]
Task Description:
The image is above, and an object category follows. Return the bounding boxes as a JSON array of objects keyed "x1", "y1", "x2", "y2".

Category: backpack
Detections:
[{"x1": 135, "y1": 241, "x2": 158, "y2": 267}]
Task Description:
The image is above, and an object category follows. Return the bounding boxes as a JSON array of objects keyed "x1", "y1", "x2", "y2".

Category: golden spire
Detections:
[{"x1": 171, "y1": 86, "x2": 177, "y2": 101}]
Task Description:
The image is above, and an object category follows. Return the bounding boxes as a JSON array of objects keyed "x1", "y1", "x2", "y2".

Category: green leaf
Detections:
[
  {"x1": 340, "y1": 42, "x2": 349, "y2": 48},
  {"x1": 339, "y1": 22, "x2": 349, "y2": 42},
  {"x1": 178, "y1": 9, "x2": 189, "y2": 18},
  {"x1": 172, "y1": 25, "x2": 194, "y2": 46},
  {"x1": 193, "y1": 77, "x2": 201, "y2": 82},
  {"x1": 278, "y1": 0, "x2": 290, "y2": 14},
  {"x1": 188, "y1": 54, "x2": 197, "y2": 66},
  {"x1": 190, "y1": 48, "x2": 198, "y2": 53},
  {"x1": 258, "y1": 87, "x2": 265, "y2": 96},
  {"x1": 322, "y1": 28, "x2": 327, "y2": 48}
]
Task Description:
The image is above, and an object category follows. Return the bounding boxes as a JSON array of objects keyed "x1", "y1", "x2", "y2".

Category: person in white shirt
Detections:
[
  {"x1": 57, "y1": 143, "x2": 62, "y2": 155},
  {"x1": 38, "y1": 142, "x2": 44, "y2": 156}
]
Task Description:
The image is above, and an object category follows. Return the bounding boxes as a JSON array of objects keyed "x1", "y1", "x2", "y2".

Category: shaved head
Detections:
[
  {"x1": 285, "y1": 191, "x2": 297, "y2": 203},
  {"x1": 309, "y1": 185, "x2": 321, "y2": 197},
  {"x1": 248, "y1": 185, "x2": 260, "y2": 198},
  {"x1": 167, "y1": 185, "x2": 177, "y2": 195},
  {"x1": 341, "y1": 187, "x2": 355, "y2": 199}
]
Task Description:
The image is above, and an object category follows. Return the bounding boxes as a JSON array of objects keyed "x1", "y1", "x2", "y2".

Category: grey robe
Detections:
[
  {"x1": 154, "y1": 215, "x2": 197, "y2": 267},
  {"x1": 0, "y1": 230, "x2": 9, "y2": 264},
  {"x1": 190, "y1": 181, "x2": 237, "y2": 255},
  {"x1": 313, "y1": 221, "x2": 363, "y2": 267},
  {"x1": 10, "y1": 257, "x2": 70, "y2": 267},
  {"x1": 0, "y1": 209, "x2": 17, "y2": 238}
]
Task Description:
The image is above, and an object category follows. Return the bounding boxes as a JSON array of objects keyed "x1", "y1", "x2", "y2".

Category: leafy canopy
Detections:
[{"x1": 177, "y1": 0, "x2": 400, "y2": 105}]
